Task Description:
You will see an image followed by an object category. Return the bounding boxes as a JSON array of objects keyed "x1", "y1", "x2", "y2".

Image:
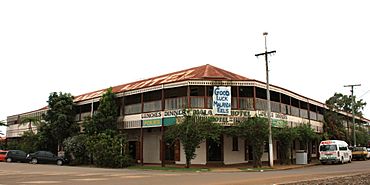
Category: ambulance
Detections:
[{"x1": 319, "y1": 140, "x2": 352, "y2": 164}]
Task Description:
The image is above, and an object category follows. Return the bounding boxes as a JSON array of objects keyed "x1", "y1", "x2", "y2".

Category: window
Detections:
[{"x1": 232, "y1": 137, "x2": 239, "y2": 151}]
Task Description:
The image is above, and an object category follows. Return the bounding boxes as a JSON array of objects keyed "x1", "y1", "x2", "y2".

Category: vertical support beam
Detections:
[
  {"x1": 90, "y1": 100, "x2": 94, "y2": 117},
  {"x1": 204, "y1": 85, "x2": 207, "y2": 109},
  {"x1": 237, "y1": 86, "x2": 240, "y2": 109},
  {"x1": 161, "y1": 88, "x2": 165, "y2": 167},
  {"x1": 253, "y1": 86, "x2": 257, "y2": 111},
  {"x1": 279, "y1": 93, "x2": 282, "y2": 113},
  {"x1": 140, "y1": 93, "x2": 144, "y2": 166},
  {"x1": 187, "y1": 85, "x2": 191, "y2": 108}
]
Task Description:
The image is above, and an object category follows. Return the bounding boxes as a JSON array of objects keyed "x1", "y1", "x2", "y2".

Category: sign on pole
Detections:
[{"x1": 213, "y1": 86, "x2": 231, "y2": 115}]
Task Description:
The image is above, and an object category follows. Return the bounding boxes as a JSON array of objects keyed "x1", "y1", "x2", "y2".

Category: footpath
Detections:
[{"x1": 210, "y1": 160, "x2": 320, "y2": 172}]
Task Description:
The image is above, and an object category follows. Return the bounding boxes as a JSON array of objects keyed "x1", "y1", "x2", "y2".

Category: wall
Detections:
[
  {"x1": 223, "y1": 136, "x2": 246, "y2": 165},
  {"x1": 143, "y1": 129, "x2": 161, "y2": 164},
  {"x1": 176, "y1": 141, "x2": 207, "y2": 165}
]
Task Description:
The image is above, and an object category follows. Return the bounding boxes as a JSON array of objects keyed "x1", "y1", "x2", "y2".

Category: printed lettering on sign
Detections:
[{"x1": 213, "y1": 86, "x2": 231, "y2": 115}]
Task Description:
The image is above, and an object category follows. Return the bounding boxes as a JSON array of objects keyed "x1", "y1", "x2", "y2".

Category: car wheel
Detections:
[
  {"x1": 56, "y1": 160, "x2": 63, "y2": 166},
  {"x1": 341, "y1": 156, "x2": 344, "y2": 164},
  {"x1": 31, "y1": 158, "x2": 38, "y2": 164},
  {"x1": 6, "y1": 158, "x2": 12, "y2": 162},
  {"x1": 348, "y1": 157, "x2": 352, "y2": 163}
]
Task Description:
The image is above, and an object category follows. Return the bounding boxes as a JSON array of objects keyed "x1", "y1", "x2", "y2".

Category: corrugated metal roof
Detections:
[{"x1": 74, "y1": 64, "x2": 250, "y2": 102}]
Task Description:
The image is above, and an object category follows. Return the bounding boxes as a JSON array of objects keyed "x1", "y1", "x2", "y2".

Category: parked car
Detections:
[
  {"x1": 5, "y1": 150, "x2": 28, "y2": 163},
  {"x1": 351, "y1": 147, "x2": 368, "y2": 160},
  {"x1": 0, "y1": 150, "x2": 8, "y2": 162},
  {"x1": 27, "y1": 151, "x2": 67, "y2": 165}
]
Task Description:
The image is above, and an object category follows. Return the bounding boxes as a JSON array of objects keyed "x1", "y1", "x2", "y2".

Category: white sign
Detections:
[{"x1": 213, "y1": 86, "x2": 231, "y2": 115}]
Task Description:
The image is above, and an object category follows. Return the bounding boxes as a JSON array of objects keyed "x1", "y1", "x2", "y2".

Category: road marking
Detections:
[
  {"x1": 75, "y1": 173, "x2": 105, "y2": 177},
  {"x1": 121, "y1": 175, "x2": 150, "y2": 179},
  {"x1": 71, "y1": 178, "x2": 109, "y2": 181},
  {"x1": 19, "y1": 181, "x2": 61, "y2": 184}
]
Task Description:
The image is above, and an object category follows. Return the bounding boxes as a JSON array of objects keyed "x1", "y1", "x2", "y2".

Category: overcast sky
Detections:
[{"x1": 1, "y1": 0, "x2": 369, "y2": 135}]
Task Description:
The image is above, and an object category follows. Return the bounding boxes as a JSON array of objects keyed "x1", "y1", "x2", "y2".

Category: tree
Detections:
[
  {"x1": 273, "y1": 126, "x2": 298, "y2": 165},
  {"x1": 63, "y1": 134, "x2": 90, "y2": 165},
  {"x1": 85, "y1": 132, "x2": 130, "y2": 168},
  {"x1": 295, "y1": 124, "x2": 318, "y2": 164},
  {"x1": 83, "y1": 87, "x2": 119, "y2": 135},
  {"x1": 20, "y1": 117, "x2": 42, "y2": 133},
  {"x1": 43, "y1": 92, "x2": 79, "y2": 151},
  {"x1": 165, "y1": 112, "x2": 222, "y2": 168},
  {"x1": 325, "y1": 93, "x2": 367, "y2": 143},
  {"x1": 226, "y1": 116, "x2": 268, "y2": 168},
  {"x1": 0, "y1": 120, "x2": 6, "y2": 135},
  {"x1": 355, "y1": 127, "x2": 370, "y2": 147},
  {"x1": 326, "y1": 93, "x2": 366, "y2": 117},
  {"x1": 323, "y1": 110, "x2": 347, "y2": 141}
]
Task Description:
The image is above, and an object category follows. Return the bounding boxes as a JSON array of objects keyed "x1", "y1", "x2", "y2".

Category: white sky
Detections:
[{"x1": 1, "y1": 0, "x2": 370, "y2": 135}]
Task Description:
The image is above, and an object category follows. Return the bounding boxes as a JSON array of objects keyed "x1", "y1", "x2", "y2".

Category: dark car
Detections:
[
  {"x1": 5, "y1": 150, "x2": 28, "y2": 163},
  {"x1": 27, "y1": 151, "x2": 67, "y2": 165}
]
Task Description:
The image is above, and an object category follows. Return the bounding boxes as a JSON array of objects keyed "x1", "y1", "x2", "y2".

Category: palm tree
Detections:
[
  {"x1": 20, "y1": 117, "x2": 42, "y2": 133},
  {"x1": 0, "y1": 120, "x2": 7, "y2": 135}
]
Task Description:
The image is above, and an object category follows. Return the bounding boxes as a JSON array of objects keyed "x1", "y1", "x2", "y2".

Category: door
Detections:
[
  {"x1": 207, "y1": 138, "x2": 223, "y2": 162},
  {"x1": 128, "y1": 141, "x2": 137, "y2": 161}
]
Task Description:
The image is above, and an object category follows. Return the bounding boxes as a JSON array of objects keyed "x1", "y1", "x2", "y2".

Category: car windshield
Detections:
[
  {"x1": 320, "y1": 145, "x2": 337, "y2": 151},
  {"x1": 0, "y1": 151, "x2": 7, "y2": 155}
]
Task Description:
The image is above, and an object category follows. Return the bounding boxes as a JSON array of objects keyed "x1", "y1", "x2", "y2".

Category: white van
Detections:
[{"x1": 319, "y1": 140, "x2": 352, "y2": 164}]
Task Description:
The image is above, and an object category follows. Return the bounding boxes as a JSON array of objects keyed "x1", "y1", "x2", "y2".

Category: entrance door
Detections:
[
  {"x1": 128, "y1": 141, "x2": 137, "y2": 161},
  {"x1": 207, "y1": 139, "x2": 223, "y2": 162}
]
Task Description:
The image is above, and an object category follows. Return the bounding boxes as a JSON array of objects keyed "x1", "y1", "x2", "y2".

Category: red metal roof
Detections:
[{"x1": 74, "y1": 64, "x2": 250, "y2": 102}]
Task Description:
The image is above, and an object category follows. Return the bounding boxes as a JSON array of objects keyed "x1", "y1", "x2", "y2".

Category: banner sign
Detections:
[{"x1": 213, "y1": 86, "x2": 231, "y2": 115}]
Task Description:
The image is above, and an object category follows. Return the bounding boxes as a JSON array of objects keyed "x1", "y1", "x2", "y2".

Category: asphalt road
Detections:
[{"x1": 1, "y1": 160, "x2": 370, "y2": 185}]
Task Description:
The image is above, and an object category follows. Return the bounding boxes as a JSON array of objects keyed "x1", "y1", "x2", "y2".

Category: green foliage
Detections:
[
  {"x1": 20, "y1": 117, "x2": 42, "y2": 132},
  {"x1": 43, "y1": 92, "x2": 79, "y2": 148},
  {"x1": 17, "y1": 131, "x2": 42, "y2": 153},
  {"x1": 326, "y1": 92, "x2": 366, "y2": 117},
  {"x1": 355, "y1": 127, "x2": 370, "y2": 147},
  {"x1": 63, "y1": 135, "x2": 90, "y2": 165},
  {"x1": 36, "y1": 121, "x2": 59, "y2": 152},
  {"x1": 225, "y1": 116, "x2": 268, "y2": 168},
  {"x1": 323, "y1": 110, "x2": 347, "y2": 140},
  {"x1": 0, "y1": 120, "x2": 6, "y2": 135},
  {"x1": 3, "y1": 132, "x2": 41, "y2": 153},
  {"x1": 85, "y1": 132, "x2": 130, "y2": 168},
  {"x1": 165, "y1": 112, "x2": 222, "y2": 168},
  {"x1": 273, "y1": 126, "x2": 298, "y2": 165},
  {"x1": 296, "y1": 124, "x2": 317, "y2": 149},
  {"x1": 83, "y1": 87, "x2": 119, "y2": 135},
  {"x1": 0, "y1": 120, "x2": 6, "y2": 127}
]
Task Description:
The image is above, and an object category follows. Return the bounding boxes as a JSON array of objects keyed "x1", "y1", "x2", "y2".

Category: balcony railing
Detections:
[
  {"x1": 190, "y1": 97, "x2": 204, "y2": 108},
  {"x1": 300, "y1": 109, "x2": 308, "y2": 119},
  {"x1": 310, "y1": 111, "x2": 317, "y2": 120},
  {"x1": 165, "y1": 97, "x2": 186, "y2": 110},
  {"x1": 143, "y1": 100, "x2": 162, "y2": 112},
  {"x1": 291, "y1": 107, "x2": 299, "y2": 117},
  {"x1": 125, "y1": 103, "x2": 142, "y2": 115},
  {"x1": 239, "y1": 97, "x2": 254, "y2": 110}
]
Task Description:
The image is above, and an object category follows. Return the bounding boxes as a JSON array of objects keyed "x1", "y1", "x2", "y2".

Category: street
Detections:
[{"x1": 1, "y1": 161, "x2": 370, "y2": 185}]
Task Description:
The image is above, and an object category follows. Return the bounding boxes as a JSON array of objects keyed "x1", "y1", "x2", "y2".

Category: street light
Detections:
[{"x1": 255, "y1": 32, "x2": 276, "y2": 167}]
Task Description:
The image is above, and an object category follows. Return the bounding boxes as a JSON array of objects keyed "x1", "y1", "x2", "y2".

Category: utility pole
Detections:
[
  {"x1": 255, "y1": 32, "x2": 276, "y2": 167},
  {"x1": 344, "y1": 84, "x2": 361, "y2": 147}
]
